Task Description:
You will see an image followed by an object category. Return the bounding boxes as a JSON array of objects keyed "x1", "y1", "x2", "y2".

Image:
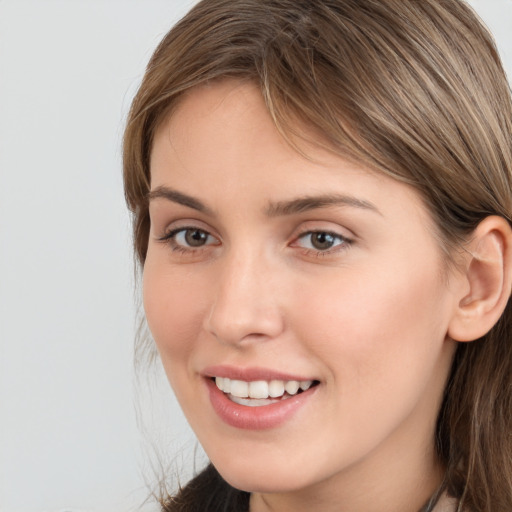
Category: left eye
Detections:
[
  {"x1": 295, "y1": 231, "x2": 347, "y2": 251},
  {"x1": 169, "y1": 228, "x2": 218, "y2": 248}
]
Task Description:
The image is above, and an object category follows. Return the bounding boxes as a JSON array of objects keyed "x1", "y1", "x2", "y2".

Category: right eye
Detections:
[{"x1": 159, "y1": 227, "x2": 220, "y2": 251}]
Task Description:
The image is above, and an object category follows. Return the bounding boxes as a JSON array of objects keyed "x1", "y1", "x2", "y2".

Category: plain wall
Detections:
[{"x1": 0, "y1": 1, "x2": 511, "y2": 511}]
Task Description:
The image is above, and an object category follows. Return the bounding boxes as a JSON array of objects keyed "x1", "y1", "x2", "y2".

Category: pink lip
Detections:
[
  {"x1": 202, "y1": 365, "x2": 315, "y2": 382},
  {"x1": 202, "y1": 366, "x2": 319, "y2": 430}
]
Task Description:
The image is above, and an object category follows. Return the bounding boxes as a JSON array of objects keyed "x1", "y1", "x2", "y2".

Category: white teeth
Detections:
[
  {"x1": 230, "y1": 380, "x2": 249, "y2": 398},
  {"x1": 300, "y1": 380, "x2": 312, "y2": 391},
  {"x1": 215, "y1": 377, "x2": 314, "y2": 400},
  {"x1": 230, "y1": 394, "x2": 294, "y2": 407},
  {"x1": 249, "y1": 380, "x2": 269, "y2": 399},
  {"x1": 230, "y1": 396, "x2": 276, "y2": 407},
  {"x1": 268, "y1": 380, "x2": 285, "y2": 398},
  {"x1": 284, "y1": 380, "x2": 300, "y2": 395},
  {"x1": 215, "y1": 376, "x2": 231, "y2": 393}
]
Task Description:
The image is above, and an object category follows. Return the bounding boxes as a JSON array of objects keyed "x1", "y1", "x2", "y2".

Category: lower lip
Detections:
[{"x1": 205, "y1": 378, "x2": 318, "y2": 430}]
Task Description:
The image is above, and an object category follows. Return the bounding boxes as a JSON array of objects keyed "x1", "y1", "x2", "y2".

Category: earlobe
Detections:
[{"x1": 448, "y1": 216, "x2": 512, "y2": 342}]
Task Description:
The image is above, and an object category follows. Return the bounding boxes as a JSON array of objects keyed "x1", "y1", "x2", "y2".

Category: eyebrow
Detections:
[
  {"x1": 147, "y1": 186, "x2": 380, "y2": 217},
  {"x1": 265, "y1": 194, "x2": 381, "y2": 217},
  {"x1": 147, "y1": 186, "x2": 214, "y2": 215}
]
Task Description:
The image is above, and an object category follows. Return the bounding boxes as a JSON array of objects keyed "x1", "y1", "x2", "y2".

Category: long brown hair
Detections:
[{"x1": 123, "y1": 1, "x2": 512, "y2": 510}]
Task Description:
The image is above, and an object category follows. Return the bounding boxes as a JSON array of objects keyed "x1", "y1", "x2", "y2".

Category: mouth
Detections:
[{"x1": 212, "y1": 376, "x2": 320, "y2": 407}]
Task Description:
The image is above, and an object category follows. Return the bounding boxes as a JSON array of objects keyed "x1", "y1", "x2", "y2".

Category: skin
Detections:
[{"x1": 144, "y1": 80, "x2": 463, "y2": 512}]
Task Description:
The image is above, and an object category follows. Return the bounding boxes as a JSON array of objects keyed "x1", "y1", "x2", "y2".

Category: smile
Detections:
[
  {"x1": 205, "y1": 372, "x2": 320, "y2": 429},
  {"x1": 214, "y1": 377, "x2": 316, "y2": 407}
]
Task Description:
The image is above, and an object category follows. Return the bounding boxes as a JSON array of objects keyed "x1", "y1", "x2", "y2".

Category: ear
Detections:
[{"x1": 448, "y1": 216, "x2": 512, "y2": 342}]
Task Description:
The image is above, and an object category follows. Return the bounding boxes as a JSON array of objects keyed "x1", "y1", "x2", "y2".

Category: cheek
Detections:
[
  {"x1": 142, "y1": 261, "x2": 208, "y2": 373},
  {"x1": 291, "y1": 260, "x2": 453, "y2": 407},
  {"x1": 285, "y1": 267, "x2": 454, "y2": 467}
]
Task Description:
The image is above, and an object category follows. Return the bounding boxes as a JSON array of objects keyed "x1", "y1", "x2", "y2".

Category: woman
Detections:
[{"x1": 123, "y1": 0, "x2": 512, "y2": 510}]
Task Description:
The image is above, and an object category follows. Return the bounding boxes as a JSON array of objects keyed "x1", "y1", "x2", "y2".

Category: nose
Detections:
[{"x1": 204, "y1": 248, "x2": 285, "y2": 346}]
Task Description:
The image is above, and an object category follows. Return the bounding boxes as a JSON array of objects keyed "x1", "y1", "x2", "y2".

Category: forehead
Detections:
[
  {"x1": 150, "y1": 80, "x2": 431, "y2": 226},
  {"x1": 152, "y1": 80, "x2": 292, "y2": 177}
]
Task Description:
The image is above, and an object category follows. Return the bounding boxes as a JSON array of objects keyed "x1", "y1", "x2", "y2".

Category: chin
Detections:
[
  {"x1": 220, "y1": 471, "x2": 299, "y2": 494},
  {"x1": 210, "y1": 455, "x2": 318, "y2": 494}
]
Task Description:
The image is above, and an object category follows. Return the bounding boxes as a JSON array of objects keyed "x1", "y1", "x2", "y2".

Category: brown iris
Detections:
[
  {"x1": 184, "y1": 229, "x2": 209, "y2": 247},
  {"x1": 310, "y1": 232, "x2": 337, "y2": 250}
]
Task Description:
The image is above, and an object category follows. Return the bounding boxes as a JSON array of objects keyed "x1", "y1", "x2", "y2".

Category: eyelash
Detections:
[
  {"x1": 157, "y1": 226, "x2": 219, "y2": 254},
  {"x1": 293, "y1": 231, "x2": 353, "y2": 256},
  {"x1": 157, "y1": 227, "x2": 353, "y2": 257}
]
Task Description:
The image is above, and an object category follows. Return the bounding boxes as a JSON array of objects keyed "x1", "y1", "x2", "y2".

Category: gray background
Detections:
[{"x1": 1, "y1": 1, "x2": 511, "y2": 511}]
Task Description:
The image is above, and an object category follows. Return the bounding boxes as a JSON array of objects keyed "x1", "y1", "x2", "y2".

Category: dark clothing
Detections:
[{"x1": 162, "y1": 464, "x2": 250, "y2": 512}]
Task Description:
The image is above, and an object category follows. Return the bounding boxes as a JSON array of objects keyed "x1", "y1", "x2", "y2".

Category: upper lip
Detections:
[{"x1": 202, "y1": 365, "x2": 318, "y2": 382}]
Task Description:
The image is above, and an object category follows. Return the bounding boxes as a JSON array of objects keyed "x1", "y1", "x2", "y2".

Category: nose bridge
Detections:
[{"x1": 205, "y1": 242, "x2": 284, "y2": 345}]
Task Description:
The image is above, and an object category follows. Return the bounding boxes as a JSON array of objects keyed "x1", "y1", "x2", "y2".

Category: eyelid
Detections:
[
  {"x1": 154, "y1": 219, "x2": 222, "y2": 258},
  {"x1": 288, "y1": 221, "x2": 356, "y2": 257},
  {"x1": 159, "y1": 226, "x2": 219, "y2": 244},
  {"x1": 153, "y1": 217, "x2": 218, "y2": 240},
  {"x1": 290, "y1": 220, "x2": 356, "y2": 241},
  {"x1": 292, "y1": 230, "x2": 351, "y2": 251}
]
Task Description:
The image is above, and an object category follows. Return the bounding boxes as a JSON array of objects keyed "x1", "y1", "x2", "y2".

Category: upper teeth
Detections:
[{"x1": 215, "y1": 377, "x2": 313, "y2": 399}]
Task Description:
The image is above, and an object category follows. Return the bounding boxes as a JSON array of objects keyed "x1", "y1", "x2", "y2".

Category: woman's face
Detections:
[{"x1": 144, "y1": 80, "x2": 459, "y2": 504}]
